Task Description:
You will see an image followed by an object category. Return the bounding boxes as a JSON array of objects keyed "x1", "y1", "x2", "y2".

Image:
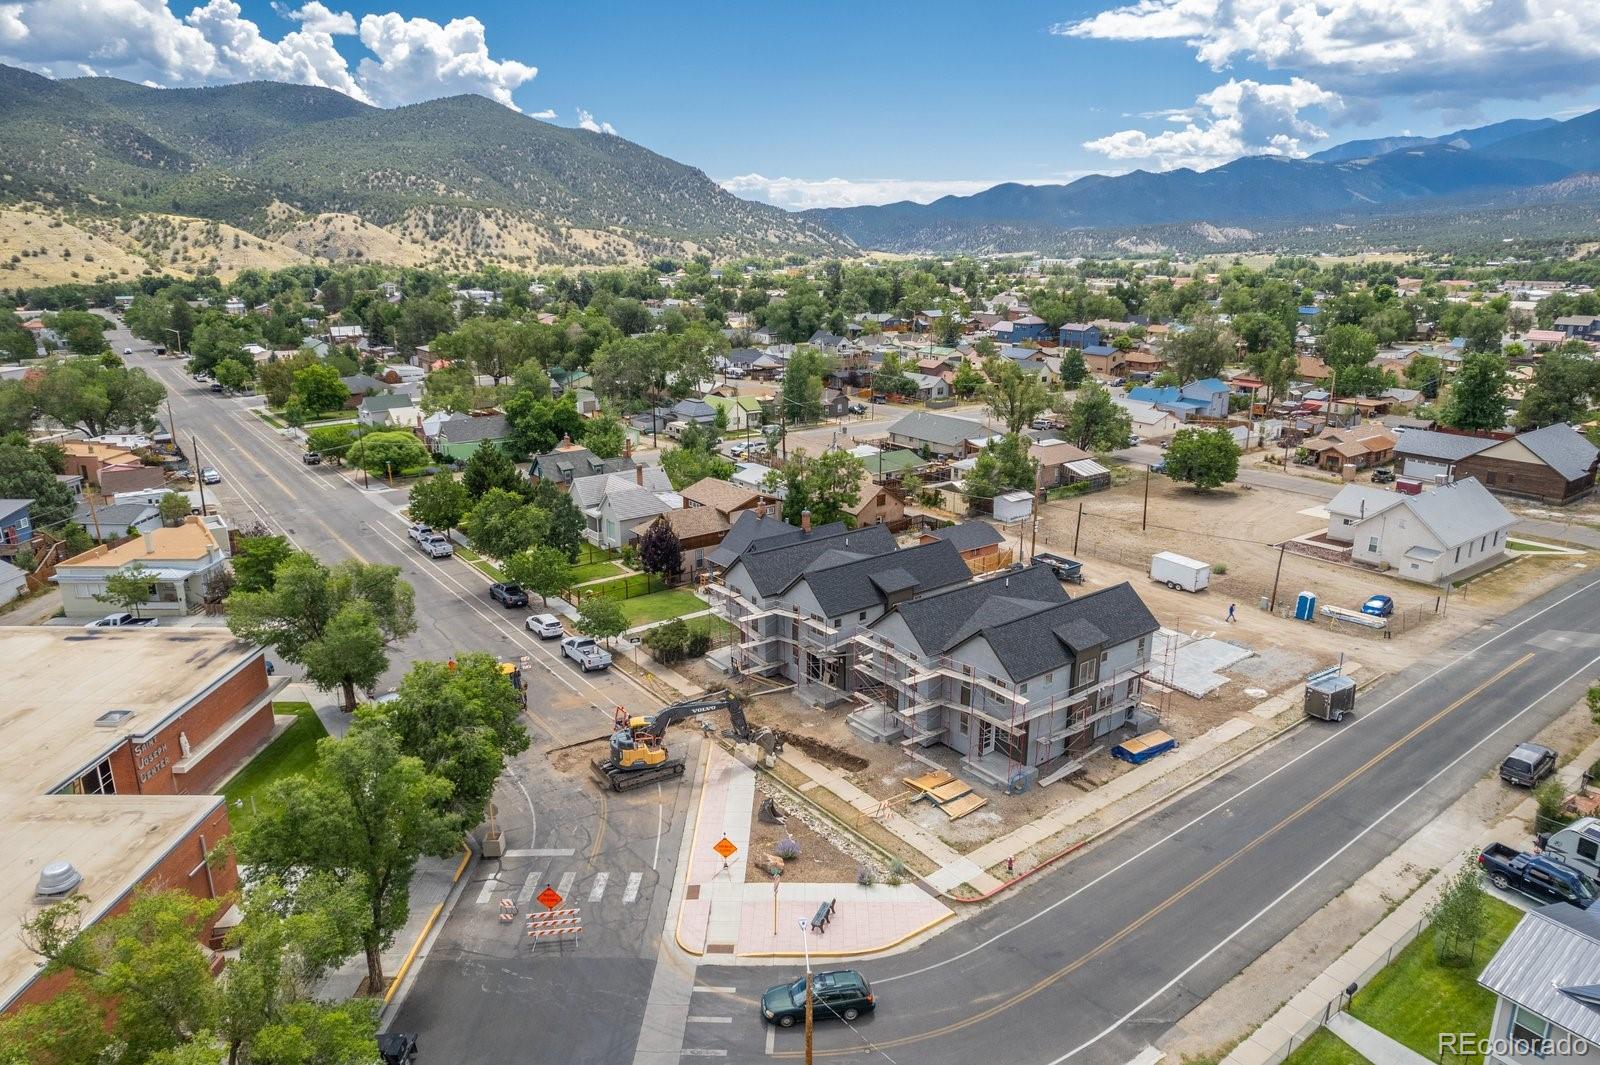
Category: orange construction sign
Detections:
[
  {"x1": 536, "y1": 886, "x2": 564, "y2": 910},
  {"x1": 713, "y1": 836, "x2": 738, "y2": 860}
]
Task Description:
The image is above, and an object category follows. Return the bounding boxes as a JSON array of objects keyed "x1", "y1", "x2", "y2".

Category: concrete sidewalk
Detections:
[
  {"x1": 1327, "y1": 1014, "x2": 1431, "y2": 1065},
  {"x1": 675, "y1": 745, "x2": 951, "y2": 959}
]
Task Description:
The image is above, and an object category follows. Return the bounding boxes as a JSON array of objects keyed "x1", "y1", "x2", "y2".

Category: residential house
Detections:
[
  {"x1": 1180, "y1": 378, "x2": 1232, "y2": 418},
  {"x1": 807, "y1": 331, "x2": 847, "y2": 353},
  {"x1": 705, "y1": 509, "x2": 811, "y2": 573},
  {"x1": 72, "y1": 501, "x2": 162, "y2": 542},
  {"x1": 919, "y1": 521, "x2": 1010, "y2": 574},
  {"x1": 1031, "y1": 441, "x2": 1110, "y2": 493},
  {"x1": 433, "y1": 413, "x2": 513, "y2": 461},
  {"x1": 1010, "y1": 315, "x2": 1050, "y2": 343},
  {"x1": 572, "y1": 467, "x2": 675, "y2": 548},
  {"x1": 1299, "y1": 422, "x2": 1398, "y2": 471},
  {"x1": 0, "y1": 499, "x2": 32, "y2": 556},
  {"x1": 845, "y1": 474, "x2": 906, "y2": 529},
  {"x1": 223, "y1": 297, "x2": 245, "y2": 315},
  {"x1": 328, "y1": 324, "x2": 365, "y2": 346},
  {"x1": 1124, "y1": 348, "x2": 1164, "y2": 378},
  {"x1": 1323, "y1": 484, "x2": 1404, "y2": 543},
  {"x1": 1478, "y1": 903, "x2": 1600, "y2": 1065},
  {"x1": 1339, "y1": 477, "x2": 1514, "y2": 583},
  {"x1": 819, "y1": 388, "x2": 852, "y2": 419},
  {"x1": 1082, "y1": 345, "x2": 1125, "y2": 379},
  {"x1": 705, "y1": 393, "x2": 764, "y2": 432},
  {"x1": 885, "y1": 412, "x2": 998, "y2": 457},
  {"x1": 859, "y1": 447, "x2": 929, "y2": 484},
  {"x1": 1393, "y1": 425, "x2": 1599, "y2": 503},
  {"x1": 1059, "y1": 323, "x2": 1103, "y2": 350},
  {"x1": 1127, "y1": 386, "x2": 1209, "y2": 421},
  {"x1": 670, "y1": 398, "x2": 718, "y2": 426},
  {"x1": 357, "y1": 392, "x2": 418, "y2": 428},
  {"x1": 60, "y1": 442, "x2": 142, "y2": 489},
  {"x1": 681, "y1": 477, "x2": 764, "y2": 517},
  {"x1": 638, "y1": 478, "x2": 773, "y2": 579},
  {"x1": 1554, "y1": 315, "x2": 1600, "y2": 340},
  {"x1": 530, "y1": 445, "x2": 632, "y2": 488},
  {"x1": 0, "y1": 558, "x2": 25, "y2": 606},
  {"x1": 1112, "y1": 397, "x2": 1181, "y2": 440},
  {"x1": 711, "y1": 525, "x2": 967, "y2": 690},
  {"x1": 53, "y1": 515, "x2": 230, "y2": 619},
  {"x1": 905, "y1": 373, "x2": 952, "y2": 401},
  {"x1": 338, "y1": 374, "x2": 386, "y2": 408},
  {"x1": 854, "y1": 566, "x2": 1160, "y2": 788}
]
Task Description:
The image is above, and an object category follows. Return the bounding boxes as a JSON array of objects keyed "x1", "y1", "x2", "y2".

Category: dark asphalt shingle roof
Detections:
[
  {"x1": 531, "y1": 448, "x2": 631, "y2": 484},
  {"x1": 884, "y1": 564, "x2": 1069, "y2": 655},
  {"x1": 73, "y1": 502, "x2": 157, "y2": 532},
  {"x1": 707, "y1": 511, "x2": 811, "y2": 569},
  {"x1": 1391, "y1": 429, "x2": 1497, "y2": 463},
  {"x1": 800, "y1": 540, "x2": 971, "y2": 617},
  {"x1": 885, "y1": 411, "x2": 997, "y2": 448},
  {"x1": 927, "y1": 522, "x2": 1005, "y2": 553},
  {"x1": 953, "y1": 580, "x2": 1159, "y2": 682},
  {"x1": 436, "y1": 413, "x2": 510, "y2": 444},
  {"x1": 734, "y1": 522, "x2": 896, "y2": 596},
  {"x1": 1514, "y1": 423, "x2": 1600, "y2": 481}
]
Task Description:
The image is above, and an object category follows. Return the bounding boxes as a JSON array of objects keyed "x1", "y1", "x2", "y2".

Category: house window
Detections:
[
  {"x1": 1455, "y1": 545, "x2": 1462, "y2": 563},
  {"x1": 1480, "y1": 535, "x2": 1487, "y2": 552},
  {"x1": 1367, "y1": 537, "x2": 1379, "y2": 553},
  {"x1": 1507, "y1": 1005, "x2": 1551, "y2": 1057},
  {"x1": 1076, "y1": 660, "x2": 1095, "y2": 688},
  {"x1": 1485, "y1": 471, "x2": 1497, "y2": 485},
  {"x1": 859, "y1": 612, "x2": 867, "y2": 620},
  {"x1": 1045, "y1": 672, "x2": 1054, "y2": 684},
  {"x1": 1019, "y1": 682, "x2": 1028, "y2": 694},
  {"x1": 831, "y1": 619, "x2": 840, "y2": 627}
]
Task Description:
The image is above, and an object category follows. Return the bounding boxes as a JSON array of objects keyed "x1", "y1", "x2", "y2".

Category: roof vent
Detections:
[
  {"x1": 94, "y1": 709, "x2": 136, "y2": 728},
  {"x1": 36, "y1": 862, "x2": 82, "y2": 898}
]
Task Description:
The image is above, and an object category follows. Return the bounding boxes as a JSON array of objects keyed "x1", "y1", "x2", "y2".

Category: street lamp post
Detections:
[
  {"x1": 164, "y1": 328, "x2": 183, "y2": 357},
  {"x1": 798, "y1": 918, "x2": 814, "y2": 1065}
]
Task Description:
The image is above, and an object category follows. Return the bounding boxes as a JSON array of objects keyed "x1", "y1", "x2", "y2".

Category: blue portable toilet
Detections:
[{"x1": 1294, "y1": 590, "x2": 1317, "y2": 621}]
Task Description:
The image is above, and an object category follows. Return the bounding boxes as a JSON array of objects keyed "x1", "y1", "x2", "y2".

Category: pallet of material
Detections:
[
  {"x1": 941, "y1": 793, "x2": 988, "y2": 820},
  {"x1": 928, "y1": 779, "x2": 973, "y2": 804},
  {"x1": 903, "y1": 770, "x2": 955, "y2": 794}
]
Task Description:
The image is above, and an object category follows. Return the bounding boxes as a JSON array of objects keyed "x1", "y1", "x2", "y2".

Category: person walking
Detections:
[{"x1": 1226, "y1": 603, "x2": 1237, "y2": 623}]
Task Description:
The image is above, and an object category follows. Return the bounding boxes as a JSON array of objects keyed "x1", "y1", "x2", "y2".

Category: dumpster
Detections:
[{"x1": 1112, "y1": 730, "x2": 1178, "y2": 765}]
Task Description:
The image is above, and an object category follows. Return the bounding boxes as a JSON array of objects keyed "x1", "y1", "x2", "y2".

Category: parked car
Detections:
[
  {"x1": 761, "y1": 970, "x2": 875, "y2": 1028},
  {"x1": 153, "y1": 345, "x2": 166, "y2": 356},
  {"x1": 301, "y1": 451, "x2": 323, "y2": 465},
  {"x1": 201, "y1": 467, "x2": 221, "y2": 484},
  {"x1": 561, "y1": 636, "x2": 612, "y2": 672},
  {"x1": 1370, "y1": 468, "x2": 1396, "y2": 484},
  {"x1": 192, "y1": 372, "x2": 207, "y2": 383},
  {"x1": 85, "y1": 612, "x2": 159, "y2": 630},
  {"x1": 210, "y1": 382, "x2": 224, "y2": 393},
  {"x1": 407, "y1": 523, "x2": 433, "y2": 542},
  {"x1": 417, "y1": 534, "x2": 452, "y2": 559},
  {"x1": 848, "y1": 402, "x2": 868, "y2": 415},
  {"x1": 122, "y1": 347, "x2": 133, "y2": 355},
  {"x1": 1360, "y1": 594, "x2": 1394, "y2": 618},
  {"x1": 1501, "y1": 742, "x2": 1558, "y2": 787},
  {"x1": 526, "y1": 613, "x2": 564, "y2": 639},
  {"x1": 871, "y1": 395, "x2": 888, "y2": 404},
  {"x1": 1538, "y1": 817, "x2": 1600, "y2": 887},
  {"x1": 724, "y1": 367, "x2": 747, "y2": 379},
  {"x1": 489, "y1": 583, "x2": 529, "y2": 608},
  {"x1": 1478, "y1": 842, "x2": 1596, "y2": 908}
]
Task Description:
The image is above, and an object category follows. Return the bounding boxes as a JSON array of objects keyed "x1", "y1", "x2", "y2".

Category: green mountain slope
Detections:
[{"x1": 0, "y1": 65, "x2": 851, "y2": 266}]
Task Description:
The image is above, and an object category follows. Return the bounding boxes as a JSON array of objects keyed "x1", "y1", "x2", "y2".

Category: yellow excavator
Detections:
[{"x1": 592, "y1": 690, "x2": 783, "y2": 792}]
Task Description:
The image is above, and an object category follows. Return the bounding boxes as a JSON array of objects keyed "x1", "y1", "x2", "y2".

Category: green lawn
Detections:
[
  {"x1": 582, "y1": 572, "x2": 665, "y2": 600},
  {"x1": 617, "y1": 589, "x2": 706, "y2": 626},
  {"x1": 1348, "y1": 896, "x2": 1522, "y2": 1058},
  {"x1": 685, "y1": 615, "x2": 732, "y2": 642},
  {"x1": 1508, "y1": 539, "x2": 1562, "y2": 553},
  {"x1": 577, "y1": 543, "x2": 619, "y2": 565},
  {"x1": 1281, "y1": 1029, "x2": 1372, "y2": 1065},
  {"x1": 453, "y1": 544, "x2": 505, "y2": 580},
  {"x1": 253, "y1": 410, "x2": 288, "y2": 429},
  {"x1": 571, "y1": 559, "x2": 626, "y2": 584},
  {"x1": 219, "y1": 702, "x2": 327, "y2": 833}
]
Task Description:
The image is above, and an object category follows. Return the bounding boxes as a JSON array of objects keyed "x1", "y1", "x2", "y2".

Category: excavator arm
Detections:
[{"x1": 638, "y1": 691, "x2": 752, "y2": 742}]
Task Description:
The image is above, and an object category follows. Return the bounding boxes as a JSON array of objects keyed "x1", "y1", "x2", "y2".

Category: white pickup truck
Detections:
[
  {"x1": 561, "y1": 636, "x2": 613, "y2": 672},
  {"x1": 417, "y1": 534, "x2": 453, "y2": 559}
]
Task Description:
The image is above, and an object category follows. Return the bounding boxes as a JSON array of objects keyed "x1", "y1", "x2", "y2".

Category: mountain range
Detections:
[
  {"x1": 0, "y1": 64, "x2": 849, "y2": 279},
  {"x1": 802, "y1": 111, "x2": 1600, "y2": 255}
]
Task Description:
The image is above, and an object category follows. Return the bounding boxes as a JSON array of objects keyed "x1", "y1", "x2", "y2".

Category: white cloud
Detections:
[
  {"x1": 1083, "y1": 77, "x2": 1340, "y2": 170},
  {"x1": 575, "y1": 107, "x2": 616, "y2": 135},
  {"x1": 0, "y1": 0, "x2": 543, "y2": 112},
  {"x1": 1057, "y1": 0, "x2": 1600, "y2": 108},
  {"x1": 720, "y1": 174, "x2": 1076, "y2": 210},
  {"x1": 528, "y1": 108, "x2": 556, "y2": 120},
  {"x1": 356, "y1": 13, "x2": 535, "y2": 109}
]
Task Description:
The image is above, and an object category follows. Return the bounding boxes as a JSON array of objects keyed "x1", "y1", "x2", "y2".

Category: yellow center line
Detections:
[{"x1": 775, "y1": 651, "x2": 1535, "y2": 1058}]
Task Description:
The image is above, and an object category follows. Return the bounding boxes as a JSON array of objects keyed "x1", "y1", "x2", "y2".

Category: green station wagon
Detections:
[{"x1": 761, "y1": 969, "x2": 876, "y2": 1027}]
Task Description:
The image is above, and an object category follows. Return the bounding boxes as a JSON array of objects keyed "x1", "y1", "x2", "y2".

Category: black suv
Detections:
[
  {"x1": 762, "y1": 970, "x2": 875, "y2": 1028},
  {"x1": 1501, "y1": 742, "x2": 1557, "y2": 788},
  {"x1": 489, "y1": 583, "x2": 529, "y2": 608}
]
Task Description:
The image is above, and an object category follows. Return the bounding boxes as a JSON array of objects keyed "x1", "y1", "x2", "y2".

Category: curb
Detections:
[
  {"x1": 734, "y1": 911, "x2": 954, "y2": 959},
  {"x1": 382, "y1": 844, "x2": 473, "y2": 1005}
]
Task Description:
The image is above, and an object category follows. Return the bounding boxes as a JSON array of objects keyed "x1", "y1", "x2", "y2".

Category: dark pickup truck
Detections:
[{"x1": 1478, "y1": 842, "x2": 1597, "y2": 909}]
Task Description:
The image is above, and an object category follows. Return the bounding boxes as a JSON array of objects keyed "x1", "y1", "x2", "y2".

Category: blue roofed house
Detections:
[
  {"x1": 1127, "y1": 386, "x2": 1209, "y2": 421},
  {"x1": 0, "y1": 499, "x2": 33, "y2": 557},
  {"x1": 1010, "y1": 315, "x2": 1050, "y2": 342},
  {"x1": 1180, "y1": 378, "x2": 1232, "y2": 418},
  {"x1": 1059, "y1": 323, "x2": 1103, "y2": 350}
]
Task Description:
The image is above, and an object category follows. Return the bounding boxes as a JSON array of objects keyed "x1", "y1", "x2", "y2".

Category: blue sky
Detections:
[{"x1": 3, "y1": 0, "x2": 1598, "y2": 208}]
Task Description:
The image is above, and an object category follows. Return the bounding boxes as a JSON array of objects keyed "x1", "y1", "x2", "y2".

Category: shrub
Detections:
[
  {"x1": 855, "y1": 864, "x2": 877, "y2": 887},
  {"x1": 1211, "y1": 562, "x2": 1228, "y2": 575},
  {"x1": 620, "y1": 543, "x2": 639, "y2": 569},
  {"x1": 1535, "y1": 776, "x2": 1573, "y2": 833},
  {"x1": 644, "y1": 618, "x2": 691, "y2": 663},
  {"x1": 776, "y1": 835, "x2": 801, "y2": 861},
  {"x1": 887, "y1": 858, "x2": 907, "y2": 886}
]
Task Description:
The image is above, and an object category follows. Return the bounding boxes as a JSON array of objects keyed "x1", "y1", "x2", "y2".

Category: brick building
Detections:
[{"x1": 0, "y1": 627, "x2": 285, "y2": 1014}]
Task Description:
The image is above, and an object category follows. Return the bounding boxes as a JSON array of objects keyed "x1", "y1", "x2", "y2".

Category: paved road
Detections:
[
  {"x1": 682, "y1": 572, "x2": 1600, "y2": 1064},
  {"x1": 102, "y1": 319, "x2": 693, "y2": 1063}
]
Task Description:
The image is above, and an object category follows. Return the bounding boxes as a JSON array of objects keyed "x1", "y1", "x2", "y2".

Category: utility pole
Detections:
[
  {"x1": 190, "y1": 434, "x2": 207, "y2": 516},
  {"x1": 1029, "y1": 493, "x2": 1039, "y2": 562},
  {"x1": 164, "y1": 398, "x2": 178, "y2": 447},
  {"x1": 1073, "y1": 502, "x2": 1084, "y2": 555},
  {"x1": 1142, "y1": 464, "x2": 1151, "y2": 531},
  {"x1": 84, "y1": 488, "x2": 103, "y2": 542},
  {"x1": 1268, "y1": 542, "x2": 1287, "y2": 613}
]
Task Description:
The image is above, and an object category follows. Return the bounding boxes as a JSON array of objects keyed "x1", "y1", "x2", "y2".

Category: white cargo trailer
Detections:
[{"x1": 1150, "y1": 551, "x2": 1210, "y2": 592}]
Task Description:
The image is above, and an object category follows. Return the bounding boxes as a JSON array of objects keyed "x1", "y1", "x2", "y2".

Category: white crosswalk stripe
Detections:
[
  {"x1": 478, "y1": 868, "x2": 656, "y2": 907},
  {"x1": 475, "y1": 879, "x2": 498, "y2": 905},
  {"x1": 556, "y1": 871, "x2": 576, "y2": 900},
  {"x1": 623, "y1": 871, "x2": 643, "y2": 903},
  {"x1": 588, "y1": 872, "x2": 610, "y2": 903},
  {"x1": 517, "y1": 870, "x2": 546, "y2": 905}
]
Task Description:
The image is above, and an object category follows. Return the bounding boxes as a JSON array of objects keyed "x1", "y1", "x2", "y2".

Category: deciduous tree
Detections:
[
  {"x1": 290, "y1": 364, "x2": 348, "y2": 414},
  {"x1": 767, "y1": 448, "x2": 865, "y2": 528},
  {"x1": 231, "y1": 534, "x2": 294, "y2": 592},
  {"x1": 576, "y1": 596, "x2": 627, "y2": 643},
  {"x1": 1440, "y1": 352, "x2": 1509, "y2": 432},
  {"x1": 1164, "y1": 427, "x2": 1240, "y2": 491},
  {"x1": 408, "y1": 472, "x2": 470, "y2": 533},
  {"x1": 583, "y1": 412, "x2": 627, "y2": 459},
  {"x1": 0, "y1": 443, "x2": 73, "y2": 528},
  {"x1": 345, "y1": 431, "x2": 430, "y2": 476},
  {"x1": 984, "y1": 356, "x2": 1055, "y2": 434},
  {"x1": 97, "y1": 561, "x2": 154, "y2": 617},
  {"x1": 638, "y1": 515, "x2": 683, "y2": 585},
  {"x1": 463, "y1": 488, "x2": 547, "y2": 559},
  {"x1": 1063, "y1": 380, "x2": 1133, "y2": 452},
  {"x1": 503, "y1": 545, "x2": 574, "y2": 605}
]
